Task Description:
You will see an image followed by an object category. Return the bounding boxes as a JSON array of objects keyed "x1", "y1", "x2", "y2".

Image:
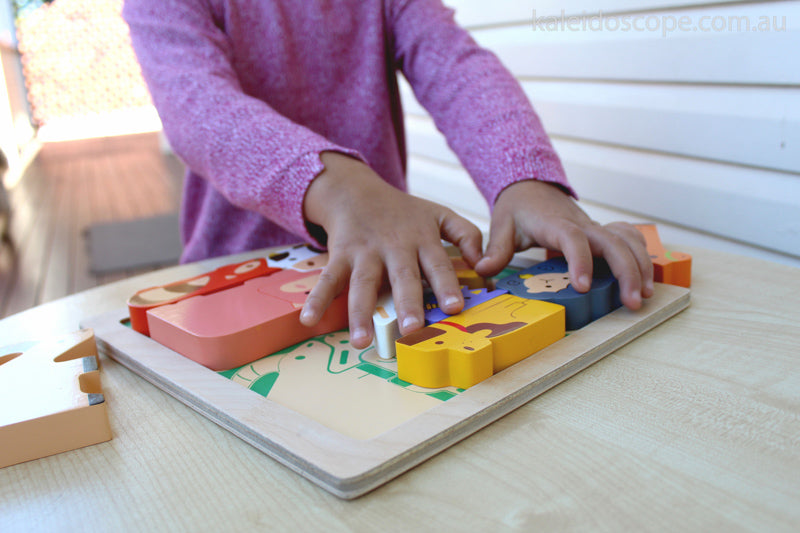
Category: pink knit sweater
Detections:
[{"x1": 124, "y1": 0, "x2": 571, "y2": 263}]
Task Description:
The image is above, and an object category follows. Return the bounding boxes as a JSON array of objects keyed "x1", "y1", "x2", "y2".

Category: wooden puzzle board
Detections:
[{"x1": 83, "y1": 283, "x2": 689, "y2": 499}]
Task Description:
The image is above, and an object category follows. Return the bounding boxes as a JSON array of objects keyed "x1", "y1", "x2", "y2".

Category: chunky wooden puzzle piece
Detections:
[
  {"x1": 396, "y1": 294, "x2": 565, "y2": 389},
  {"x1": 147, "y1": 268, "x2": 348, "y2": 371},
  {"x1": 127, "y1": 257, "x2": 280, "y2": 335},
  {"x1": 496, "y1": 257, "x2": 621, "y2": 330},
  {"x1": 373, "y1": 292, "x2": 400, "y2": 360},
  {"x1": 0, "y1": 329, "x2": 112, "y2": 469},
  {"x1": 635, "y1": 224, "x2": 692, "y2": 288},
  {"x1": 372, "y1": 257, "x2": 487, "y2": 359}
]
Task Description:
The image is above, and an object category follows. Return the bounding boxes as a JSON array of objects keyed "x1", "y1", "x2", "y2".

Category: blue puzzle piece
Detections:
[
  {"x1": 496, "y1": 257, "x2": 621, "y2": 330},
  {"x1": 423, "y1": 287, "x2": 508, "y2": 324}
]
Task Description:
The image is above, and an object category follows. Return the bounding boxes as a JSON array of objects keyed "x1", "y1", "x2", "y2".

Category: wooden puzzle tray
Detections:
[{"x1": 83, "y1": 283, "x2": 689, "y2": 499}]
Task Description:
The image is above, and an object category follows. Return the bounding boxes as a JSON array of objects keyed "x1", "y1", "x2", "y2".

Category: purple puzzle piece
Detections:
[{"x1": 424, "y1": 287, "x2": 508, "y2": 324}]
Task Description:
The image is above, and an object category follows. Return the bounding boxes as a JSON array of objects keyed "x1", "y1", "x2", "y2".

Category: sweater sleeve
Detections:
[
  {"x1": 387, "y1": 0, "x2": 575, "y2": 206},
  {"x1": 123, "y1": 0, "x2": 363, "y2": 243}
]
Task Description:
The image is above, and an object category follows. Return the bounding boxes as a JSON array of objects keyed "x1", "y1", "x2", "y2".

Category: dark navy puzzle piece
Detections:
[{"x1": 496, "y1": 257, "x2": 621, "y2": 330}]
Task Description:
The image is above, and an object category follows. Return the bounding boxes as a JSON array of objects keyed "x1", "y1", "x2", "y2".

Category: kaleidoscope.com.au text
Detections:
[{"x1": 532, "y1": 10, "x2": 787, "y2": 38}]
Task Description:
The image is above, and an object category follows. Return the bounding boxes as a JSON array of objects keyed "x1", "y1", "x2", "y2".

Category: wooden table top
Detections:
[{"x1": 1, "y1": 246, "x2": 798, "y2": 532}]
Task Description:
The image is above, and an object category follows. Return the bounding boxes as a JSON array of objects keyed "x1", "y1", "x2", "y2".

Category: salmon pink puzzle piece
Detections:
[{"x1": 146, "y1": 269, "x2": 347, "y2": 371}]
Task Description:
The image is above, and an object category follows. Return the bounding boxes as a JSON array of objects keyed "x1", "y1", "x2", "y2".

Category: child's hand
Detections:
[
  {"x1": 474, "y1": 180, "x2": 654, "y2": 309},
  {"x1": 300, "y1": 152, "x2": 483, "y2": 349}
]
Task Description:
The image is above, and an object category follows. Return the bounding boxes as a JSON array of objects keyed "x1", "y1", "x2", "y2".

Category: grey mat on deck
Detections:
[{"x1": 87, "y1": 213, "x2": 182, "y2": 274}]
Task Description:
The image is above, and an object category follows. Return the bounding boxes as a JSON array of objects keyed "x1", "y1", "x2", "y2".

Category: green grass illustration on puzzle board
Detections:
[{"x1": 218, "y1": 330, "x2": 464, "y2": 440}]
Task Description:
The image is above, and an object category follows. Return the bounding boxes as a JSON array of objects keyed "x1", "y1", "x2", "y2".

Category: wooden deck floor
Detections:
[{"x1": 0, "y1": 133, "x2": 184, "y2": 319}]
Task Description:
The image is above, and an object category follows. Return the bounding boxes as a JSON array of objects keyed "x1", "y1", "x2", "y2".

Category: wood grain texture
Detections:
[
  {"x1": 0, "y1": 246, "x2": 798, "y2": 531},
  {"x1": 84, "y1": 283, "x2": 689, "y2": 499}
]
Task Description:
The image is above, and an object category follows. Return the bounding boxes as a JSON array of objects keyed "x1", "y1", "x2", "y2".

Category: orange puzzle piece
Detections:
[
  {"x1": 635, "y1": 224, "x2": 692, "y2": 288},
  {"x1": 127, "y1": 258, "x2": 280, "y2": 336},
  {"x1": 0, "y1": 329, "x2": 112, "y2": 469},
  {"x1": 396, "y1": 294, "x2": 565, "y2": 389}
]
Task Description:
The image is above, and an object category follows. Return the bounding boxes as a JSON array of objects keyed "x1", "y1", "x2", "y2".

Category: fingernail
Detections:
[
  {"x1": 351, "y1": 327, "x2": 368, "y2": 342},
  {"x1": 443, "y1": 295, "x2": 461, "y2": 308},
  {"x1": 579, "y1": 275, "x2": 591, "y2": 289},
  {"x1": 629, "y1": 290, "x2": 642, "y2": 308},
  {"x1": 300, "y1": 307, "x2": 314, "y2": 322},
  {"x1": 646, "y1": 279, "x2": 654, "y2": 293},
  {"x1": 401, "y1": 315, "x2": 421, "y2": 331}
]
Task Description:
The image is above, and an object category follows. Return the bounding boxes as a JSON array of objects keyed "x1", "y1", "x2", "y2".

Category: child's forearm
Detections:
[{"x1": 390, "y1": 0, "x2": 572, "y2": 208}]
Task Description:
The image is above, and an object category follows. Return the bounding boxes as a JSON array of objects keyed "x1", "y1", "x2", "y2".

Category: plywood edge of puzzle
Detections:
[
  {"x1": 84, "y1": 282, "x2": 690, "y2": 499},
  {"x1": 0, "y1": 329, "x2": 112, "y2": 469}
]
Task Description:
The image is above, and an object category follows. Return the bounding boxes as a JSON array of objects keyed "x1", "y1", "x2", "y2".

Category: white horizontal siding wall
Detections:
[{"x1": 403, "y1": 0, "x2": 800, "y2": 267}]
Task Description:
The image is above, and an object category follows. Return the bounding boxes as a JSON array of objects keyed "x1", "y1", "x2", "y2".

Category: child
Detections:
[{"x1": 124, "y1": 0, "x2": 653, "y2": 349}]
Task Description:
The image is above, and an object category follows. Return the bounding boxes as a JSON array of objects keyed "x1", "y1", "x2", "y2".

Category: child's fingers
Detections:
[
  {"x1": 419, "y1": 243, "x2": 464, "y2": 316},
  {"x1": 300, "y1": 255, "x2": 350, "y2": 327},
  {"x1": 474, "y1": 214, "x2": 515, "y2": 277},
  {"x1": 383, "y1": 249, "x2": 425, "y2": 336},
  {"x1": 605, "y1": 222, "x2": 654, "y2": 297},
  {"x1": 554, "y1": 223, "x2": 594, "y2": 293},
  {"x1": 585, "y1": 225, "x2": 643, "y2": 309},
  {"x1": 345, "y1": 253, "x2": 383, "y2": 349},
  {"x1": 439, "y1": 210, "x2": 483, "y2": 267}
]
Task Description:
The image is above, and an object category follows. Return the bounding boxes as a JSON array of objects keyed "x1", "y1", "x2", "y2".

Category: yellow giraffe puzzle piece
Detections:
[
  {"x1": 396, "y1": 294, "x2": 565, "y2": 389},
  {"x1": 0, "y1": 329, "x2": 112, "y2": 469}
]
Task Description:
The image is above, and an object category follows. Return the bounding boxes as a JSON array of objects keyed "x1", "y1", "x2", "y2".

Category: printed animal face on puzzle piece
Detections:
[
  {"x1": 147, "y1": 272, "x2": 348, "y2": 371},
  {"x1": 634, "y1": 224, "x2": 692, "y2": 288},
  {"x1": 396, "y1": 294, "x2": 565, "y2": 389},
  {"x1": 521, "y1": 272, "x2": 571, "y2": 293},
  {"x1": 127, "y1": 258, "x2": 279, "y2": 336},
  {"x1": 257, "y1": 268, "x2": 324, "y2": 308},
  {"x1": 496, "y1": 257, "x2": 621, "y2": 330},
  {"x1": 266, "y1": 243, "x2": 326, "y2": 270},
  {"x1": 0, "y1": 329, "x2": 112, "y2": 469},
  {"x1": 289, "y1": 252, "x2": 328, "y2": 272}
]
